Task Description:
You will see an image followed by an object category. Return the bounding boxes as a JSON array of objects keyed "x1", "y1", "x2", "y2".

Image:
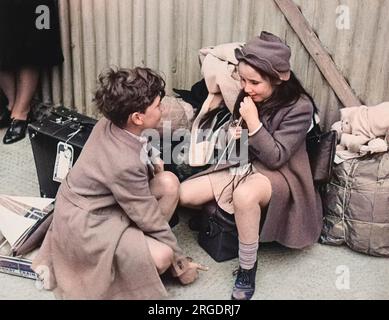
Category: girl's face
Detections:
[{"x1": 238, "y1": 62, "x2": 275, "y2": 103}]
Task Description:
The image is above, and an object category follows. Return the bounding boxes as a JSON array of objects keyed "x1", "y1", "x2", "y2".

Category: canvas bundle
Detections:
[{"x1": 321, "y1": 151, "x2": 389, "y2": 257}]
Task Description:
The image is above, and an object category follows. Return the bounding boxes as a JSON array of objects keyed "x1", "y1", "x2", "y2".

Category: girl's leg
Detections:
[
  {"x1": 179, "y1": 175, "x2": 214, "y2": 209},
  {"x1": 0, "y1": 70, "x2": 16, "y2": 110},
  {"x1": 145, "y1": 235, "x2": 174, "y2": 274},
  {"x1": 12, "y1": 66, "x2": 39, "y2": 120},
  {"x1": 149, "y1": 171, "x2": 180, "y2": 221},
  {"x1": 233, "y1": 173, "x2": 272, "y2": 244},
  {"x1": 231, "y1": 173, "x2": 272, "y2": 300}
]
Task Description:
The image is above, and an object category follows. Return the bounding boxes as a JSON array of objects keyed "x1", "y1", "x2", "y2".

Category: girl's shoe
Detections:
[{"x1": 231, "y1": 261, "x2": 258, "y2": 300}]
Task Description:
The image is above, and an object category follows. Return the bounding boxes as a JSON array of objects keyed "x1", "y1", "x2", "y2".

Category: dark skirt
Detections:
[{"x1": 0, "y1": 0, "x2": 64, "y2": 70}]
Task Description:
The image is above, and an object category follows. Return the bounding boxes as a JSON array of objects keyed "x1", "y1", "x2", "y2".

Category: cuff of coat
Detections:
[
  {"x1": 248, "y1": 122, "x2": 263, "y2": 137},
  {"x1": 170, "y1": 256, "x2": 189, "y2": 277}
]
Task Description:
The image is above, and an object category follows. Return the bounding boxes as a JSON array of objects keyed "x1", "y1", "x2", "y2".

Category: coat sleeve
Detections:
[
  {"x1": 248, "y1": 99, "x2": 313, "y2": 170},
  {"x1": 110, "y1": 164, "x2": 188, "y2": 276}
]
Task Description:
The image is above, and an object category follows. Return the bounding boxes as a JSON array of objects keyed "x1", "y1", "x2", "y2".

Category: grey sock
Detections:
[{"x1": 238, "y1": 238, "x2": 259, "y2": 270}]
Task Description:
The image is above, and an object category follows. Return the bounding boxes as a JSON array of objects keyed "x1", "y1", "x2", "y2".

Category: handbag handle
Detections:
[{"x1": 310, "y1": 112, "x2": 322, "y2": 138}]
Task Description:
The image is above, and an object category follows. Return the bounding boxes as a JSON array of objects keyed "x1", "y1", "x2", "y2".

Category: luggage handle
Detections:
[{"x1": 51, "y1": 108, "x2": 96, "y2": 128}]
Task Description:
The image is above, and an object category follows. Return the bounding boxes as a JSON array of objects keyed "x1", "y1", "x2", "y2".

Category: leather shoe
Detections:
[
  {"x1": 3, "y1": 118, "x2": 29, "y2": 144},
  {"x1": 231, "y1": 260, "x2": 258, "y2": 300},
  {"x1": 0, "y1": 107, "x2": 11, "y2": 129}
]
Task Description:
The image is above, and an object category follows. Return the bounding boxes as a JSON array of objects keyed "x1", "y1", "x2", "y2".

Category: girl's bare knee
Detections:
[
  {"x1": 233, "y1": 188, "x2": 257, "y2": 211},
  {"x1": 233, "y1": 178, "x2": 271, "y2": 210}
]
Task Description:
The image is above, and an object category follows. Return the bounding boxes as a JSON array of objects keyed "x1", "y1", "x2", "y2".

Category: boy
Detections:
[{"x1": 33, "y1": 67, "x2": 205, "y2": 299}]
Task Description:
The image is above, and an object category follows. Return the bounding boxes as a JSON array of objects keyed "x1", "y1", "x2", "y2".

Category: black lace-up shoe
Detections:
[{"x1": 231, "y1": 261, "x2": 258, "y2": 300}]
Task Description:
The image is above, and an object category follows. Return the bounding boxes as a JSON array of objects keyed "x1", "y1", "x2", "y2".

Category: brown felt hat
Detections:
[{"x1": 235, "y1": 31, "x2": 291, "y2": 81}]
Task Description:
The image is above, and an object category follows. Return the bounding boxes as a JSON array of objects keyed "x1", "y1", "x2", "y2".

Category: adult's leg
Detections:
[
  {"x1": 179, "y1": 175, "x2": 214, "y2": 209},
  {"x1": 145, "y1": 235, "x2": 174, "y2": 275},
  {"x1": 0, "y1": 70, "x2": 16, "y2": 110},
  {"x1": 149, "y1": 171, "x2": 180, "y2": 221},
  {"x1": 12, "y1": 66, "x2": 39, "y2": 120}
]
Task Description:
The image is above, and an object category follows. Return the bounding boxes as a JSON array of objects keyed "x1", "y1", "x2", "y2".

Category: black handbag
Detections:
[
  {"x1": 306, "y1": 115, "x2": 337, "y2": 185},
  {"x1": 198, "y1": 201, "x2": 239, "y2": 262}
]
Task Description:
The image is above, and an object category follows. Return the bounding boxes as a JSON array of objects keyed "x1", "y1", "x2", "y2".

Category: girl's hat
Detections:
[{"x1": 235, "y1": 31, "x2": 291, "y2": 81}]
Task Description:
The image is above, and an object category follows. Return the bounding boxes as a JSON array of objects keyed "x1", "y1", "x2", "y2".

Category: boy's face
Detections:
[{"x1": 141, "y1": 96, "x2": 163, "y2": 129}]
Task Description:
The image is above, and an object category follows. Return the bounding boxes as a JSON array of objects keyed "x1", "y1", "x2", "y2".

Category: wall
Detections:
[{"x1": 40, "y1": 0, "x2": 389, "y2": 129}]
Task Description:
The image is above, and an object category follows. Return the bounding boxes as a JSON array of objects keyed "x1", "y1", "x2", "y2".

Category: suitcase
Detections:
[{"x1": 28, "y1": 106, "x2": 97, "y2": 198}]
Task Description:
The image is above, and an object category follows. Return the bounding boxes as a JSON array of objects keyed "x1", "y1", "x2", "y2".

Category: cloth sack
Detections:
[
  {"x1": 157, "y1": 96, "x2": 194, "y2": 135},
  {"x1": 321, "y1": 151, "x2": 389, "y2": 257}
]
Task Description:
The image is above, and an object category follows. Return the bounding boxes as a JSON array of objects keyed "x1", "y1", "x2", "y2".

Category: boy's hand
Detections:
[
  {"x1": 178, "y1": 258, "x2": 208, "y2": 285},
  {"x1": 153, "y1": 157, "x2": 164, "y2": 174}
]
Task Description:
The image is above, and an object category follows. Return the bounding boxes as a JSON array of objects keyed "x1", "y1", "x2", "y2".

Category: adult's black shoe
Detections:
[
  {"x1": 0, "y1": 107, "x2": 11, "y2": 129},
  {"x1": 3, "y1": 119, "x2": 28, "y2": 144}
]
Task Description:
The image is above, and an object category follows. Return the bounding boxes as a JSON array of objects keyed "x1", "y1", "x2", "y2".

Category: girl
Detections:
[{"x1": 180, "y1": 32, "x2": 323, "y2": 300}]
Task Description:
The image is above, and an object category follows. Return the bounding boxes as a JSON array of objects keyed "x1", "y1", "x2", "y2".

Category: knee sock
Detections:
[{"x1": 238, "y1": 238, "x2": 259, "y2": 270}]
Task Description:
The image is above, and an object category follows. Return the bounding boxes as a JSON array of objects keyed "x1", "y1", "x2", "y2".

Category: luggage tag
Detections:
[
  {"x1": 53, "y1": 141, "x2": 74, "y2": 182},
  {"x1": 53, "y1": 128, "x2": 81, "y2": 182}
]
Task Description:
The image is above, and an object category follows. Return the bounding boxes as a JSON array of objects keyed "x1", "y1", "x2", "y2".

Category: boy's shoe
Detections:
[{"x1": 231, "y1": 260, "x2": 258, "y2": 300}]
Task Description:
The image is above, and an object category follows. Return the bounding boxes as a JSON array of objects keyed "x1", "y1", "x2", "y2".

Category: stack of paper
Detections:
[{"x1": 0, "y1": 195, "x2": 54, "y2": 254}]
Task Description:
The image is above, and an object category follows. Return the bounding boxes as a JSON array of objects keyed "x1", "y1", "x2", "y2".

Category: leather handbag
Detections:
[
  {"x1": 306, "y1": 116, "x2": 337, "y2": 185},
  {"x1": 198, "y1": 201, "x2": 238, "y2": 262}
]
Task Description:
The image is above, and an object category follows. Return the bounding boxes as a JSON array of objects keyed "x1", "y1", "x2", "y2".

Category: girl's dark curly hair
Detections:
[
  {"x1": 233, "y1": 66, "x2": 317, "y2": 124},
  {"x1": 94, "y1": 66, "x2": 166, "y2": 128}
]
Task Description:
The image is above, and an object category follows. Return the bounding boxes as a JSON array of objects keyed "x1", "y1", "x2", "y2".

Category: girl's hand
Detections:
[
  {"x1": 239, "y1": 96, "x2": 260, "y2": 127},
  {"x1": 228, "y1": 125, "x2": 243, "y2": 140}
]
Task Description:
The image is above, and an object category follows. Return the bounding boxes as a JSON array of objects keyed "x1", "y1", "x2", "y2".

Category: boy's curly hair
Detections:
[{"x1": 94, "y1": 67, "x2": 166, "y2": 128}]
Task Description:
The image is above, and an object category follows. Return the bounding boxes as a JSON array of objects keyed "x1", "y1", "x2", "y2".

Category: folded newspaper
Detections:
[{"x1": 0, "y1": 195, "x2": 54, "y2": 280}]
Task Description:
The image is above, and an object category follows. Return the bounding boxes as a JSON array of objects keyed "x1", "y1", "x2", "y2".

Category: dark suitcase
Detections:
[{"x1": 28, "y1": 106, "x2": 97, "y2": 198}]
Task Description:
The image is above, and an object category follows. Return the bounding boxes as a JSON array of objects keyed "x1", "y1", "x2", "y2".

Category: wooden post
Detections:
[{"x1": 274, "y1": 0, "x2": 361, "y2": 108}]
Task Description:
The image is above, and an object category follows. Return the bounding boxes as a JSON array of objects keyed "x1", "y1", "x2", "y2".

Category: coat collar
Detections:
[{"x1": 105, "y1": 118, "x2": 144, "y2": 150}]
